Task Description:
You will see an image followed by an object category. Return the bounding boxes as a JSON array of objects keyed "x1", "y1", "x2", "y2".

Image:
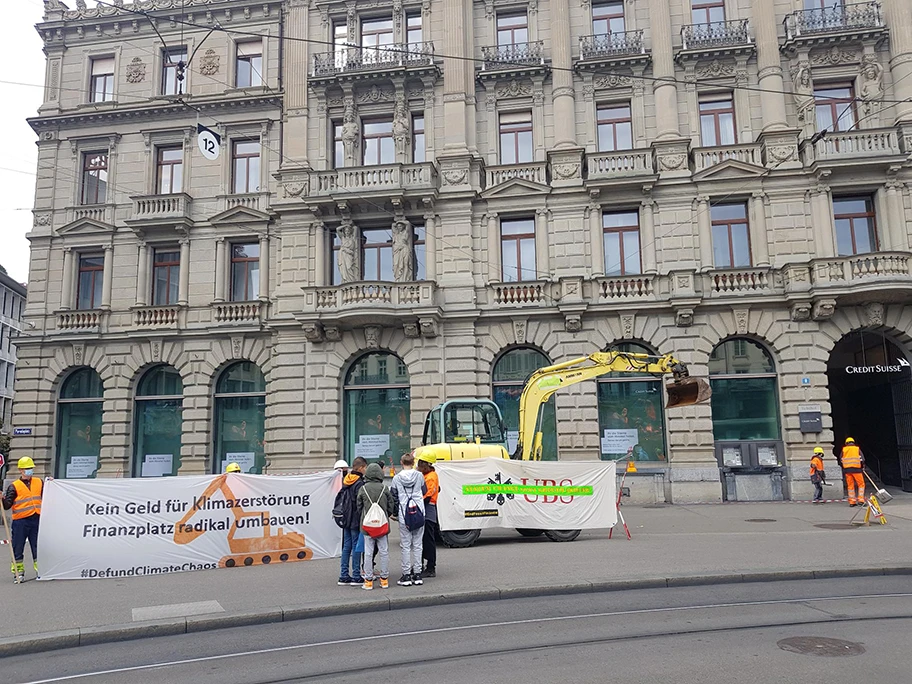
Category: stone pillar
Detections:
[
  {"x1": 550, "y1": 0, "x2": 576, "y2": 148},
  {"x1": 535, "y1": 208, "x2": 550, "y2": 279},
  {"x1": 486, "y1": 213, "x2": 500, "y2": 282},
  {"x1": 885, "y1": 181, "x2": 909, "y2": 251},
  {"x1": 178, "y1": 239, "x2": 190, "y2": 306},
  {"x1": 101, "y1": 244, "x2": 113, "y2": 310},
  {"x1": 697, "y1": 197, "x2": 714, "y2": 271},
  {"x1": 258, "y1": 235, "x2": 270, "y2": 301},
  {"x1": 214, "y1": 237, "x2": 227, "y2": 302},
  {"x1": 810, "y1": 185, "x2": 836, "y2": 257},
  {"x1": 61, "y1": 247, "x2": 73, "y2": 310},
  {"x1": 136, "y1": 242, "x2": 149, "y2": 306},
  {"x1": 750, "y1": 193, "x2": 771, "y2": 267},
  {"x1": 754, "y1": 0, "x2": 788, "y2": 131},
  {"x1": 885, "y1": 0, "x2": 912, "y2": 123},
  {"x1": 442, "y1": 0, "x2": 469, "y2": 152},
  {"x1": 589, "y1": 202, "x2": 604, "y2": 278},
  {"x1": 283, "y1": 0, "x2": 311, "y2": 164},
  {"x1": 648, "y1": 0, "x2": 680, "y2": 139},
  {"x1": 314, "y1": 222, "x2": 327, "y2": 286},
  {"x1": 640, "y1": 200, "x2": 657, "y2": 274},
  {"x1": 423, "y1": 211, "x2": 437, "y2": 281}
]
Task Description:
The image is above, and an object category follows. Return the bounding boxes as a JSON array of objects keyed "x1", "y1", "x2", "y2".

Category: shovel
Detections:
[
  {"x1": 864, "y1": 470, "x2": 893, "y2": 504},
  {"x1": 665, "y1": 378, "x2": 712, "y2": 408}
]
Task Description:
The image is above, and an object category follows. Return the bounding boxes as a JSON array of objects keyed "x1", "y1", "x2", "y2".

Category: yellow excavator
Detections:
[{"x1": 413, "y1": 349, "x2": 711, "y2": 547}]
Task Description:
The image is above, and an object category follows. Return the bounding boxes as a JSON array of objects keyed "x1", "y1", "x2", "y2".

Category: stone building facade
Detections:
[
  {"x1": 14, "y1": 0, "x2": 912, "y2": 501},
  {"x1": 0, "y1": 270, "x2": 26, "y2": 431}
]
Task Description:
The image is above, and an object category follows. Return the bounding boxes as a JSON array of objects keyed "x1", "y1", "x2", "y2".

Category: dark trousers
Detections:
[
  {"x1": 11, "y1": 514, "x2": 39, "y2": 562},
  {"x1": 813, "y1": 481, "x2": 824, "y2": 501},
  {"x1": 422, "y1": 519, "x2": 438, "y2": 570}
]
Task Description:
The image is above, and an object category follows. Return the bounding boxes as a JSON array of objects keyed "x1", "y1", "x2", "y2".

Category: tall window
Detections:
[
  {"x1": 156, "y1": 147, "x2": 183, "y2": 194},
  {"x1": 213, "y1": 362, "x2": 266, "y2": 474},
  {"x1": 709, "y1": 339, "x2": 780, "y2": 444},
  {"x1": 77, "y1": 254, "x2": 104, "y2": 310},
  {"x1": 333, "y1": 122, "x2": 345, "y2": 168},
  {"x1": 56, "y1": 368, "x2": 104, "y2": 479},
  {"x1": 407, "y1": 14, "x2": 423, "y2": 44},
  {"x1": 414, "y1": 225, "x2": 427, "y2": 281},
  {"x1": 711, "y1": 203, "x2": 751, "y2": 268},
  {"x1": 833, "y1": 197, "x2": 878, "y2": 256},
  {"x1": 133, "y1": 365, "x2": 184, "y2": 478},
  {"x1": 236, "y1": 41, "x2": 263, "y2": 88},
  {"x1": 598, "y1": 342, "x2": 667, "y2": 462},
  {"x1": 492, "y1": 348, "x2": 558, "y2": 460},
  {"x1": 362, "y1": 118, "x2": 395, "y2": 165},
  {"x1": 700, "y1": 95, "x2": 736, "y2": 147},
  {"x1": 152, "y1": 248, "x2": 180, "y2": 306},
  {"x1": 597, "y1": 104, "x2": 632, "y2": 152},
  {"x1": 362, "y1": 228, "x2": 393, "y2": 281},
  {"x1": 499, "y1": 111, "x2": 533, "y2": 164},
  {"x1": 691, "y1": 0, "x2": 725, "y2": 24},
  {"x1": 815, "y1": 84, "x2": 856, "y2": 132},
  {"x1": 497, "y1": 13, "x2": 528, "y2": 46},
  {"x1": 162, "y1": 47, "x2": 187, "y2": 96},
  {"x1": 232, "y1": 141, "x2": 261, "y2": 193},
  {"x1": 361, "y1": 17, "x2": 394, "y2": 65},
  {"x1": 231, "y1": 243, "x2": 260, "y2": 301},
  {"x1": 334, "y1": 21, "x2": 349, "y2": 69},
  {"x1": 603, "y1": 210, "x2": 641, "y2": 276},
  {"x1": 343, "y1": 352, "x2": 411, "y2": 465},
  {"x1": 501, "y1": 218, "x2": 536, "y2": 283},
  {"x1": 592, "y1": 1, "x2": 625, "y2": 34},
  {"x1": 412, "y1": 115, "x2": 426, "y2": 163},
  {"x1": 81, "y1": 152, "x2": 108, "y2": 205},
  {"x1": 90, "y1": 57, "x2": 114, "y2": 103},
  {"x1": 331, "y1": 230, "x2": 343, "y2": 285}
]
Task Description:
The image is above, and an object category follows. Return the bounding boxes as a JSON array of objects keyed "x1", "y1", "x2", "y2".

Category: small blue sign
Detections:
[
  {"x1": 801, "y1": 377, "x2": 811, "y2": 386},
  {"x1": 12, "y1": 428, "x2": 32, "y2": 436}
]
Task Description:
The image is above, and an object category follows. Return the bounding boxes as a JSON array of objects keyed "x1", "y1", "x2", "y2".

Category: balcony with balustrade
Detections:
[
  {"x1": 484, "y1": 161, "x2": 548, "y2": 189},
  {"x1": 132, "y1": 305, "x2": 183, "y2": 330},
  {"x1": 67, "y1": 204, "x2": 114, "y2": 227},
  {"x1": 678, "y1": 19, "x2": 753, "y2": 60},
  {"x1": 485, "y1": 281, "x2": 554, "y2": 308},
  {"x1": 213, "y1": 301, "x2": 265, "y2": 326},
  {"x1": 126, "y1": 193, "x2": 192, "y2": 229},
  {"x1": 311, "y1": 43, "x2": 438, "y2": 84},
  {"x1": 702, "y1": 268, "x2": 783, "y2": 300},
  {"x1": 307, "y1": 162, "x2": 438, "y2": 202},
  {"x1": 478, "y1": 42, "x2": 548, "y2": 80},
  {"x1": 56, "y1": 309, "x2": 104, "y2": 332},
  {"x1": 300, "y1": 281, "x2": 439, "y2": 328},
  {"x1": 782, "y1": 2, "x2": 885, "y2": 50},
  {"x1": 585, "y1": 149, "x2": 656, "y2": 187},
  {"x1": 801, "y1": 128, "x2": 904, "y2": 172},
  {"x1": 803, "y1": 252, "x2": 912, "y2": 302},
  {"x1": 576, "y1": 30, "x2": 649, "y2": 70},
  {"x1": 692, "y1": 143, "x2": 763, "y2": 173}
]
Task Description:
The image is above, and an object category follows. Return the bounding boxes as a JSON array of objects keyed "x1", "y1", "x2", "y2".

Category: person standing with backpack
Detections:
[
  {"x1": 333, "y1": 457, "x2": 367, "y2": 586},
  {"x1": 416, "y1": 454, "x2": 438, "y2": 578},
  {"x1": 391, "y1": 453, "x2": 427, "y2": 587},
  {"x1": 357, "y1": 462, "x2": 396, "y2": 590}
]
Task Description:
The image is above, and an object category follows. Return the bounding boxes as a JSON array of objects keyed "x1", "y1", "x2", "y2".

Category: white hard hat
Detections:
[{"x1": 333, "y1": 460, "x2": 349, "y2": 470}]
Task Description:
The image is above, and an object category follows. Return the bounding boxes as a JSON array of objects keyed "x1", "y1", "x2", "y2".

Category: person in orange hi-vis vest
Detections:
[
  {"x1": 1, "y1": 457, "x2": 43, "y2": 581},
  {"x1": 839, "y1": 437, "x2": 866, "y2": 507},
  {"x1": 810, "y1": 447, "x2": 828, "y2": 503}
]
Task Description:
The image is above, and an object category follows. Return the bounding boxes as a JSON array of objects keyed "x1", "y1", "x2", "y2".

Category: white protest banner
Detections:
[
  {"x1": 436, "y1": 459, "x2": 616, "y2": 531},
  {"x1": 38, "y1": 472, "x2": 342, "y2": 581}
]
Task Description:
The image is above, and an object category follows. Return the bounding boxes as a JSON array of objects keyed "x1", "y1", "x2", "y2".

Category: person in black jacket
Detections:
[{"x1": 336, "y1": 457, "x2": 367, "y2": 585}]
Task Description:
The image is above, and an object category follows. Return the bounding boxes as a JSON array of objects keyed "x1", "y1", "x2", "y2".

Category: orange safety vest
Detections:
[
  {"x1": 424, "y1": 470, "x2": 439, "y2": 506},
  {"x1": 11, "y1": 478, "x2": 42, "y2": 520},
  {"x1": 810, "y1": 456, "x2": 824, "y2": 477},
  {"x1": 841, "y1": 445, "x2": 863, "y2": 472}
]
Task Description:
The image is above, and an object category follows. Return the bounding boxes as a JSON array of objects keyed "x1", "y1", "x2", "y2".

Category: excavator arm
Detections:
[{"x1": 515, "y1": 351, "x2": 711, "y2": 461}]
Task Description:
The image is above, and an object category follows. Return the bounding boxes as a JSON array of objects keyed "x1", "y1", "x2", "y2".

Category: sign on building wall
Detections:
[
  {"x1": 436, "y1": 459, "x2": 617, "y2": 532},
  {"x1": 798, "y1": 404, "x2": 823, "y2": 434},
  {"x1": 37, "y1": 472, "x2": 341, "y2": 581}
]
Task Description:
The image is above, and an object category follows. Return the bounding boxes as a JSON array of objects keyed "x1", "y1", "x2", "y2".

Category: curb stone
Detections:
[{"x1": 1, "y1": 566, "x2": 910, "y2": 658}]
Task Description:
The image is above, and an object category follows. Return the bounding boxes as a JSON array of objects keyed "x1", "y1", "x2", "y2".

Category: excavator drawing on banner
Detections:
[{"x1": 173, "y1": 474, "x2": 313, "y2": 568}]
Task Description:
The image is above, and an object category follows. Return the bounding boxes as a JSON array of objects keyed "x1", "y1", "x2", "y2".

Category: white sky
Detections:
[{"x1": 0, "y1": 3, "x2": 45, "y2": 284}]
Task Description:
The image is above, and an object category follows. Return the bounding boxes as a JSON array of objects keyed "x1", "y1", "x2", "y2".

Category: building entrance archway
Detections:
[{"x1": 826, "y1": 330, "x2": 912, "y2": 490}]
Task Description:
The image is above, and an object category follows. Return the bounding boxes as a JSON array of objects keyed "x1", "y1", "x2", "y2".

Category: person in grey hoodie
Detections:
[
  {"x1": 356, "y1": 462, "x2": 396, "y2": 590},
  {"x1": 390, "y1": 453, "x2": 427, "y2": 586}
]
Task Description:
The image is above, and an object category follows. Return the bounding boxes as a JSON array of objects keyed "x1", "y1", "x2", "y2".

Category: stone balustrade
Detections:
[
  {"x1": 131, "y1": 193, "x2": 191, "y2": 221},
  {"x1": 214, "y1": 301, "x2": 263, "y2": 323},
  {"x1": 57, "y1": 310, "x2": 101, "y2": 330},
  {"x1": 597, "y1": 276, "x2": 655, "y2": 300},
  {"x1": 705, "y1": 268, "x2": 780, "y2": 295},
  {"x1": 485, "y1": 162, "x2": 548, "y2": 188},
  {"x1": 490, "y1": 281, "x2": 551, "y2": 306},
  {"x1": 802, "y1": 129, "x2": 902, "y2": 166},
  {"x1": 693, "y1": 144, "x2": 763, "y2": 172},
  {"x1": 586, "y1": 149, "x2": 654, "y2": 180},
  {"x1": 304, "y1": 281, "x2": 436, "y2": 313},
  {"x1": 311, "y1": 163, "x2": 437, "y2": 198},
  {"x1": 133, "y1": 305, "x2": 181, "y2": 328}
]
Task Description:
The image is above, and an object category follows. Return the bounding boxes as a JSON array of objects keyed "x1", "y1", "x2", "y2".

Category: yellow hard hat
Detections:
[
  {"x1": 417, "y1": 452, "x2": 437, "y2": 464},
  {"x1": 17, "y1": 457, "x2": 35, "y2": 470},
  {"x1": 813, "y1": 447, "x2": 825, "y2": 454},
  {"x1": 845, "y1": 437, "x2": 855, "y2": 444},
  {"x1": 225, "y1": 462, "x2": 242, "y2": 473}
]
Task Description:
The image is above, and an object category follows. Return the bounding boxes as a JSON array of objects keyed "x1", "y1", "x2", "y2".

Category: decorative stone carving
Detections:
[
  {"x1": 151, "y1": 340, "x2": 161, "y2": 362},
  {"x1": 582, "y1": 83, "x2": 595, "y2": 100},
  {"x1": 357, "y1": 85, "x2": 393, "y2": 104},
  {"x1": 658, "y1": 154, "x2": 687, "y2": 171},
  {"x1": 812, "y1": 299, "x2": 836, "y2": 321},
  {"x1": 790, "y1": 303, "x2": 811, "y2": 322},
  {"x1": 282, "y1": 180, "x2": 307, "y2": 198},
  {"x1": 337, "y1": 219, "x2": 360, "y2": 283},
  {"x1": 620, "y1": 314, "x2": 634, "y2": 339},
  {"x1": 403, "y1": 322, "x2": 420, "y2": 338},
  {"x1": 392, "y1": 218, "x2": 414, "y2": 282},
  {"x1": 364, "y1": 326, "x2": 381, "y2": 349},
  {"x1": 75, "y1": 0, "x2": 87, "y2": 10},
  {"x1": 696, "y1": 60, "x2": 734, "y2": 80},
  {"x1": 734, "y1": 308, "x2": 749, "y2": 335},
  {"x1": 35, "y1": 214, "x2": 51, "y2": 227},
  {"x1": 860, "y1": 54, "x2": 884, "y2": 116},
  {"x1": 125, "y1": 57, "x2": 146, "y2": 83},
  {"x1": 552, "y1": 163, "x2": 580, "y2": 180},
  {"x1": 767, "y1": 145, "x2": 797, "y2": 163},
  {"x1": 495, "y1": 79, "x2": 532, "y2": 99},
  {"x1": 199, "y1": 49, "x2": 220, "y2": 76},
  {"x1": 565, "y1": 314, "x2": 582, "y2": 333},
  {"x1": 594, "y1": 74, "x2": 632, "y2": 89},
  {"x1": 419, "y1": 318, "x2": 439, "y2": 338},
  {"x1": 865, "y1": 302, "x2": 885, "y2": 327},
  {"x1": 811, "y1": 46, "x2": 857, "y2": 66},
  {"x1": 513, "y1": 318, "x2": 527, "y2": 344},
  {"x1": 675, "y1": 309, "x2": 694, "y2": 328},
  {"x1": 341, "y1": 100, "x2": 359, "y2": 163},
  {"x1": 324, "y1": 325, "x2": 342, "y2": 342},
  {"x1": 231, "y1": 336, "x2": 243, "y2": 358},
  {"x1": 442, "y1": 169, "x2": 467, "y2": 186},
  {"x1": 303, "y1": 322, "x2": 325, "y2": 343},
  {"x1": 790, "y1": 60, "x2": 813, "y2": 123},
  {"x1": 72, "y1": 343, "x2": 85, "y2": 367},
  {"x1": 392, "y1": 95, "x2": 410, "y2": 159}
]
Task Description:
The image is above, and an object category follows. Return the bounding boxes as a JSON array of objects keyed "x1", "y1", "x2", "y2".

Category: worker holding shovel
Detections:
[{"x1": 810, "y1": 447, "x2": 828, "y2": 503}]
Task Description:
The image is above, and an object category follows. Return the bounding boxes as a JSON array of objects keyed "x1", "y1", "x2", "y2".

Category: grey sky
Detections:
[{"x1": 0, "y1": 3, "x2": 44, "y2": 284}]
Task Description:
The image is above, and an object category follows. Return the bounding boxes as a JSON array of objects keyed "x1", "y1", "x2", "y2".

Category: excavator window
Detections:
[
  {"x1": 443, "y1": 403, "x2": 506, "y2": 445},
  {"x1": 422, "y1": 408, "x2": 442, "y2": 445}
]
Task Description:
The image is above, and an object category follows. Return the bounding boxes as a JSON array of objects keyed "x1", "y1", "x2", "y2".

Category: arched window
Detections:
[
  {"x1": 491, "y1": 348, "x2": 557, "y2": 460},
  {"x1": 343, "y1": 352, "x2": 410, "y2": 465},
  {"x1": 597, "y1": 343, "x2": 667, "y2": 461},
  {"x1": 133, "y1": 365, "x2": 183, "y2": 477},
  {"x1": 213, "y1": 362, "x2": 266, "y2": 474},
  {"x1": 709, "y1": 338, "x2": 780, "y2": 443},
  {"x1": 56, "y1": 368, "x2": 104, "y2": 478}
]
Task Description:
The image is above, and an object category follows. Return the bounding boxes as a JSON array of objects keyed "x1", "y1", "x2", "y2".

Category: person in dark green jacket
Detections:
[{"x1": 356, "y1": 463, "x2": 396, "y2": 590}]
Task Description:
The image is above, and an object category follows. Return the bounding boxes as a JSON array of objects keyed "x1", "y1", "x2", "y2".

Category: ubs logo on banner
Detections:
[
  {"x1": 844, "y1": 358, "x2": 910, "y2": 374},
  {"x1": 519, "y1": 478, "x2": 578, "y2": 504}
]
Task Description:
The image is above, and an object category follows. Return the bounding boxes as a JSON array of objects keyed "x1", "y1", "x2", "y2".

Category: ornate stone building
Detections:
[{"x1": 14, "y1": 0, "x2": 912, "y2": 500}]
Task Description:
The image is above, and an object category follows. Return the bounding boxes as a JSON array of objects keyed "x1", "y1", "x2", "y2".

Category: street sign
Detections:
[
  {"x1": 12, "y1": 428, "x2": 32, "y2": 436},
  {"x1": 197, "y1": 124, "x2": 221, "y2": 161}
]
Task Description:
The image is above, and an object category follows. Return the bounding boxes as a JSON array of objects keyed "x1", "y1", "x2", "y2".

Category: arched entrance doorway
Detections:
[{"x1": 827, "y1": 330, "x2": 912, "y2": 490}]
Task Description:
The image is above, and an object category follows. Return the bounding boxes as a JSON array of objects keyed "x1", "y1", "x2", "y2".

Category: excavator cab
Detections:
[{"x1": 665, "y1": 378, "x2": 713, "y2": 408}]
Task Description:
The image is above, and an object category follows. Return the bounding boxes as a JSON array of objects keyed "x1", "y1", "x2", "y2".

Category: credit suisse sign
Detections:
[{"x1": 844, "y1": 358, "x2": 910, "y2": 374}]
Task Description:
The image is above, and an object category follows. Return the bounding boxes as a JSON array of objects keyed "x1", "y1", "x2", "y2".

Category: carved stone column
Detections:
[
  {"x1": 535, "y1": 208, "x2": 550, "y2": 279},
  {"x1": 178, "y1": 239, "x2": 190, "y2": 306},
  {"x1": 341, "y1": 96, "x2": 360, "y2": 167},
  {"x1": 486, "y1": 213, "x2": 500, "y2": 282},
  {"x1": 61, "y1": 246, "x2": 73, "y2": 310},
  {"x1": 441, "y1": 0, "x2": 469, "y2": 152},
  {"x1": 750, "y1": 193, "x2": 771, "y2": 267},
  {"x1": 754, "y1": 0, "x2": 788, "y2": 131},
  {"x1": 885, "y1": 0, "x2": 912, "y2": 123},
  {"x1": 314, "y1": 222, "x2": 327, "y2": 286},
  {"x1": 885, "y1": 181, "x2": 909, "y2": 251},
  {"x1": 648, "y1": 0, "x2": 680, "y2": 140},
  {"x1": 214, "y1": 237, "x2": 226, "y2": 302},
  {"x1": 640, "y1": 199, "x2": 657, "y2": 274},
  {"x1": 283, "y1": 0, "x2": 311, "y2": 164},
  {"x1": 810, "y1": 184, "x2": 836, "y2": 258},
  {"x1": 696, "y1": 197, "x2": 714, "y2": 271},
  {"x1": 550, "y1": 0, "x2": 576, "y2": 148},
  {"x1": 337, "y1": 219, "x2": 361, "y2": 283},
  {"x1": 136, "y1": 241, "x2": 149, "y2": 306},
  {"x1": 101, "y1": 244, "x2": 114, "y2": 310},
  {"x1": 258, "y1": 235, "x2": 270, "y2": 300}
]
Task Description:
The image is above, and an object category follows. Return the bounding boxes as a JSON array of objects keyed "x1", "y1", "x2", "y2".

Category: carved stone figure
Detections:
[
  {"x1": 75, "y1": 0, "x2": 87, "y2": 10},
  {"x1": 340, "y1": 102, "x2": 359, "y2": 164},
  {"x1": 200, "y1": 49, "x2": 220, "y2": 76},
  {"x1": 364, "y1": 326, "x2": 381, "y2": 349},
  {"x1": 392, "y1": 97, "x2": 410, "y2": 159},
  {"x1": 791, "y1": 60, "x2": 814, "y2": 123},
  {"x1": 392, "y1": 219, "x2": 414, "y2": 282},
  {"x1": 337, "y1": 220, "x2": 359, "y2": 283},
  {"x1": 125, "y1": 57, "x2": 146, "y2": 84},
  {"x1": 861, "y1": 55, "x2": 884, "y2": 115}
]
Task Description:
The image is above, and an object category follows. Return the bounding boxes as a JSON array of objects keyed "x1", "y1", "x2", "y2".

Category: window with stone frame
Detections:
[
  {"x1": 699, "y1": 94, "x2": 736, "y2": 147},
  {"x1": 232, "y1": 140, "x2": 261, "y2": 193},
  {"x1": 501, "y1": 217, "x2": 537, "y2": 282},
  {"x1": 362, "y1": 118, "x2": 395, "y2": 166},
  {"x1": 81, "y1": 152, "x2": 108, "y2": 205},
  {"x1": 156, "y1": 146, "x2": 183, "y2": 195},
  {"x1": 333, "y1": 121, "x2": 345, "y2": 168},
  {"x1": 497, "y1": 12, "x2": 529, "y2": 46},
  {"x1": 597, "y1": 103, "x2": 633, "y2": 152},
  {"x1": 361, "y1": 17, "x2": 394, "y2": 65},
  {"x1": 362, "y1": 228, "x2": 394, "y2": 281},
  {"x1": 413, "y1": 224, "x2": 426, "y2": 280},
  {"x1": 592, "y1": 1, "x2": 625, "y2": 34},
  {"x1": 603, "y1": 210, "x2": 641, "y2": 276},
  {"x1": 412, "y1": 114, "x2": 426, "y2": 163},
  {"x1": 230, "y1": 242, "x2": 260, "y2": 301},
  {"x1": 236, "y1": 41, "x2": 263, "y2": 88},
  {"x1": 407, "y1": 13, "x2": 423, "y2": 44},
  {"x1": 76, "y1": 254, "x2": 104, "y2": 310},
  {"x1": 814, "y1": 83, "x2": 857, "y2": 133},
  {"x1": 711, "y1": 203, "x2": 751, "y2": 268},
  {"x1": 161, "y1": 47, "x2": 188, "y2": 96},
  {"x1": 691, "y1": 0, "x2": 725, "y2": 24},
  {"x1": 90, "y1": 56, "x2": 115, "y2": 103},
  {"x1": 833, "y1": 197, "x2": 878, "y2": 256},
  {"x1": 152, "y1": 248, "x2": 181, "y2": 306},
  {"x1": 499, "y1": 111, "x2": 533, "y2": 164}
]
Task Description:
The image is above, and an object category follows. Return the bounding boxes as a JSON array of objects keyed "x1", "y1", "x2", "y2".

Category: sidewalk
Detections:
[{"x1": 2, "y1": 499, "x2": 910, "y2": 655}]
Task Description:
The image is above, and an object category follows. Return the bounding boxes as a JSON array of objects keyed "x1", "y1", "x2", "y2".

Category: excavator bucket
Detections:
[{"x1": 665, "y1": 378, "x2": 712, "y2": 408}]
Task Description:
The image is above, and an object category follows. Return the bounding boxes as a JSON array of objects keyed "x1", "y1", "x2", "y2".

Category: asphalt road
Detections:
[{"x1": 6, "y1": 576, "x2": 912, "y2": 684}]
